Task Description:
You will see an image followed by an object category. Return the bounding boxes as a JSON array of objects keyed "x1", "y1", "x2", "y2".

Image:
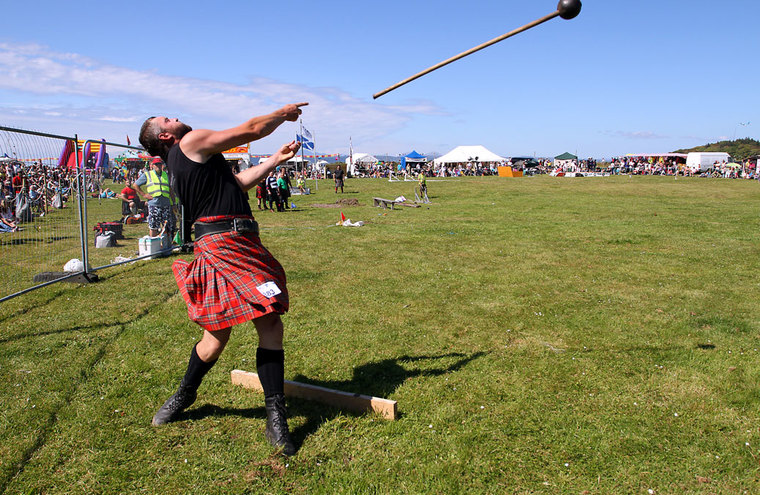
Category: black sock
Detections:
[
  {"x1": 257, "y1": 347, "x2": 284, "y2": 398},
  {"x1": 179, "y1": 344, "x2": 217, "y2": 392}
]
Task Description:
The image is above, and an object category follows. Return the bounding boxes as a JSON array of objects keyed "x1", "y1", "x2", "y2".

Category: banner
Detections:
[
  {"x1": 223, "y1": 144, "x2": 249, "y2": 154},
  {"x1": 250, "y1": 153, "x2": 340, "y2": 159}
]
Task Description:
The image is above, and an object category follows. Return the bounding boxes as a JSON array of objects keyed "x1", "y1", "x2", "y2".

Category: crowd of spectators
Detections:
[
  {"x1": 555, "y1": 156, "x2": 760, "y2": 179},
  {"x1": 1, "y1": 161, "x2": 76, "y2": 226},
  {"x1": 349, "y1": 161, "x2": 498, "y2": 178},
  {"x1": 0, "y1": 160, "x2": 113, "y2": 230},
  {"x1": 434, "y1": 163, "x2": 497, "y2": 177}
]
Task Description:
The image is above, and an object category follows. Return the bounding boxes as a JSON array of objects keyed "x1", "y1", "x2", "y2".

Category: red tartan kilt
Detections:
[{"x1": 172, "y1": 215, "x2": 288, "y2": 331}]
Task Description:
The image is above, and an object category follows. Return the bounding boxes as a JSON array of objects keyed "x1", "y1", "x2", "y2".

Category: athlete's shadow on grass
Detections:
[
  {"x1": 184, "y1": 404, "x2": 265, "y2": 421},
  {"x1": 292, "y1": 352, "x2": 485, "y2": 401},
  {"x1": 286, "y1": 351, "x2": 486, "y2": 449},
  {"x1": 179, "y1": 352, "x2": 484, "y2": 454}
]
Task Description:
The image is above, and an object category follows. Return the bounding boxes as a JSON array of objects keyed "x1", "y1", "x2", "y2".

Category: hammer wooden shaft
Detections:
[{"x1": 373, "y1": 10, "x2": 560, "y2": 99}]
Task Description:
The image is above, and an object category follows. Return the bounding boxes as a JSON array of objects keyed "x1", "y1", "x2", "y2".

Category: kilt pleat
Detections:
[{"x1": 172, "y1": 215, "x2": 288, "y2": 331}]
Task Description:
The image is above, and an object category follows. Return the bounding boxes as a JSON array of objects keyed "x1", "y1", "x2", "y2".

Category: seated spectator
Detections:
[
  {"x1": 2, "y1": 178, "x2": 13, "y2": 200},
  {"x1": 0, "y1": 199, "x2": 17, "y2": 232},
  {"x1": 118, "y1": 179, "x2": 143, "y2": 215},
  {"x1": 296, "y1": 173, "x2": 306, "y2": 194},
  {"x1": 28, "y1": 185, "x2": 42, "y2": 203},
  {"x1": 11, "y1": 171, "x2": 24, "y2": 196},
  {"x1": 98, "y1": 188, "x2": 117, "y2": 199}
]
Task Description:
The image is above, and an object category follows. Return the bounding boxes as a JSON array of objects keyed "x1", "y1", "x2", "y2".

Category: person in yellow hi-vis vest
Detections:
[{"x1": 135, "y1": 156, "x2": 177, "y2": 237}]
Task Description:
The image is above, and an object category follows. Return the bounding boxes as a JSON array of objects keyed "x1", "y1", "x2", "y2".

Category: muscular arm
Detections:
[
  {"x1": 179, "y1": 103, "x2": 308, "y2": 164},
  {"x1": 234, "y1": 141, "x2": 301, "y2": 192}
]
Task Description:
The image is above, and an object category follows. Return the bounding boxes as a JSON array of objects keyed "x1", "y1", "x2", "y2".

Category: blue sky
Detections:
[{"x1": 0, "y1": 0, "x2": 757, "y2": 159}]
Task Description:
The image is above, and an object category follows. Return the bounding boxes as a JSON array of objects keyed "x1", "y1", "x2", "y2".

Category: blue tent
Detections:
[{"x1": 400, "y1": 150, "x2": 427, "y2": 170}]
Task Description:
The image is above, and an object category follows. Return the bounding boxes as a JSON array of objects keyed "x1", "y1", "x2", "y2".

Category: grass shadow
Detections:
[
  {"x1": 292, "y1": 351, "x2": 486, "y2": 399},
  {"x1": 0, "y1": 289, "x2": 67, "y2": 325},
  {"x1": 182, "y1": 404, "x2": 265, "y2": 421},
  {"x1": 169, "y1": 352, "x2": 486, "y2": 455},
  {"x1": 0, "y1": 290, "x2": 176, "y2": 343},
  {"x1": 285, "y1": 351, "x2": 486, "y2": 451}
]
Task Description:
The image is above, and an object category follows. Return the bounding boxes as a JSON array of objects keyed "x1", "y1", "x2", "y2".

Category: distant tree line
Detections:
[{"x1": 673, "y1": 138, "x2": 760, "y2": 161}]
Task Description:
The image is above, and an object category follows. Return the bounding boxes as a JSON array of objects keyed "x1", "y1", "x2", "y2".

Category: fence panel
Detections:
[
  {"x1": 0, "y1": 127, "x2": 88, "y2": 301},
  {"x1": 82, "y1": 139, "x2": 165, "y2": 271},
  {"x1": 1, "y1": 127, "x2": 187, "y2": 304}
]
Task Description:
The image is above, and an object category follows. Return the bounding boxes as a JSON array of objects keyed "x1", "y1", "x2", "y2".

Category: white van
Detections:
[{"x1": 686, "y1": 152, "x2": 731, "y2": 172}]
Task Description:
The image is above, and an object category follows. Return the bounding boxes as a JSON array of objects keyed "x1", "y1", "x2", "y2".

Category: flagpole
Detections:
[
  {"x1": 312, "y1": 129, "x2": 318, "y2": 191},
  {"x1": 299, "y1": 119, "x2": 305, "y2": 178}
]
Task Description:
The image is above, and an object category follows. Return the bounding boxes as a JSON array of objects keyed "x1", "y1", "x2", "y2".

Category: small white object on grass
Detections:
[{"x1": 63, "y1": 258, "x2": 84, "y2": 272}]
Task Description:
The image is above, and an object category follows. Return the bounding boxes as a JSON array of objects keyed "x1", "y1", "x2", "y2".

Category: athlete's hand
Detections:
[
  {"x1": 279, "y1": 102, "x2": 308, "y2": 122},
  {"x1": 275, "y1": 140, "x2": 301, "y2": 163}
]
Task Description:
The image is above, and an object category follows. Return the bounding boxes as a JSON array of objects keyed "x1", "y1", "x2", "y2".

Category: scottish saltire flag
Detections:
[
  {"x1": 296, "y1": 127, "x2": 315, "y2": 150},
  {"x1": 296, "y1": 135, "x2": 315, "y2": 150}
]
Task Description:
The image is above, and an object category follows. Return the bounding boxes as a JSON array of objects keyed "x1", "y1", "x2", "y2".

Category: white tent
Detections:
[
  {"x1": 257, "y1": 155, "x2": 308, "y2": 170},
  {"x1": 222, "y1": 152, "x2": 251, "y2": 168},
  {"x1": 433, "y1": 145, "x2": 505, "y2": 167},
  {"x1": 346, "y1": 153, "x2": 378, "y2": 175}
]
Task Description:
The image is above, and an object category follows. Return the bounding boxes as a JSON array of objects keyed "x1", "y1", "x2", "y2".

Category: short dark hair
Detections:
[
  {"x1": 139, "y1": 116, "x2": 159, "y2": 155},
  {"x1": 139, "y1": 116, "x2": 171, "y2": 161}
]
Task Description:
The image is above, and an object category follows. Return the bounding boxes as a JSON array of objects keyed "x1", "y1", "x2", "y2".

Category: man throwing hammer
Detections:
[{"x1": 138, "y1": 102, "x2": 307, "y2": 456}]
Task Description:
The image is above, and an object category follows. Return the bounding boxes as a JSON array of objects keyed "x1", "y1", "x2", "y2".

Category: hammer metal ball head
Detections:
[
  {"x1": 373, "y1": 0, "x2": 584, "y2": 98},
  {"x1": 557, "y1": 0, "x2": 582, "y2": 20}
]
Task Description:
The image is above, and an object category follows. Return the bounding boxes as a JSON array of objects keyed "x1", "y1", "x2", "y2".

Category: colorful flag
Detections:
[
  {"x1": 126, "y1": 135, "x2": 131, "y2": 146},
  {"x1": 296, "y1": 133, "x2": 314, "y2": 151}
]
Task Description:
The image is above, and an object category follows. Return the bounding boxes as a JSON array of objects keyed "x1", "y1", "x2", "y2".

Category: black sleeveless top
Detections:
[{"x1": 166, "y1": 144, "x2": 252, "y2": 223}]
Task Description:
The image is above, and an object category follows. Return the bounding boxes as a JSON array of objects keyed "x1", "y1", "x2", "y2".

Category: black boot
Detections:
[
  {"x1": 152, "y1": 344, "x2": 216, "y2": 426},
  {"x1": 264, "y1": 394, "x2": 296, "y2": 456},
  {"x1": 151, "y1": 381, "x2": 197, "y2": 426}
]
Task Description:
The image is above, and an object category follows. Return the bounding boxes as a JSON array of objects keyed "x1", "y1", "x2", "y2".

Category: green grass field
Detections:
[{"x1": 1, "y1": 175, "x2": 759, "y2": 494}]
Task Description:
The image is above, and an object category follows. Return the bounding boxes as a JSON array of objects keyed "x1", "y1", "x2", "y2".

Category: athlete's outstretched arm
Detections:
[{"x1": 180, "y1": 103, "x2": 308, "y2": 163}]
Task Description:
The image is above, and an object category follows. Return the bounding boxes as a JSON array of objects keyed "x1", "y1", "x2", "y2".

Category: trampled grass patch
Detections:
[{"x1": 1, "y1": 175, "x2": 760, "y2": 493}]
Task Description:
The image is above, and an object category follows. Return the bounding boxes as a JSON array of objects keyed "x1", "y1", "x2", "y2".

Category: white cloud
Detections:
[
  {"x1": 601, "y1": 130, "x2": 670, "y2": 140},
  {"x1": 99, "y1": 116, "x2": 139, "y2": 123},
  {"x1": 0, "y1": 42, "x2": 442, "y2": 152}
]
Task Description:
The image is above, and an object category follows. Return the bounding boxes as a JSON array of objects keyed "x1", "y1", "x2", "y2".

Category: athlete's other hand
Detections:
[{"x1": 276, "y1": 140, "x2": 301, "y2": 163}]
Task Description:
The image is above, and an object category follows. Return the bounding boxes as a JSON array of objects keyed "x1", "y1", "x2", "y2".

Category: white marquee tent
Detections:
[
  {"x1": 346, "y1": 153, "x2": 378, "y2": 175},
  {"x1": 433, "y1": 145, "x2": 505, "y2": 167},
  {"x1": 258, "y1": 156, "x2": 309, "y2": 168}
]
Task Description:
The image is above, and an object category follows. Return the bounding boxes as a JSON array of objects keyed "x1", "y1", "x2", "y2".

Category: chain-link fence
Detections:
[
  {"x1": 0, "y1": 127, "x2": 89, "y2": 301},
  {"x1": 0, "y1": 127, "x2": 178, "y2": 303}
]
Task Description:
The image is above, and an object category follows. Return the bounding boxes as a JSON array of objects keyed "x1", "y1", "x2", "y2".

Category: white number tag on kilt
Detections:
[{"x1": 256, "y1": 281, "x2": 282, "y2": 298}]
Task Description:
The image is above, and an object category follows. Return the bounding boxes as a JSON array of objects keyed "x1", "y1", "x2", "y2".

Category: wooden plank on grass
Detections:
[{"x1": 231, "y1": 369, "x2": 398, "y2": 420}]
